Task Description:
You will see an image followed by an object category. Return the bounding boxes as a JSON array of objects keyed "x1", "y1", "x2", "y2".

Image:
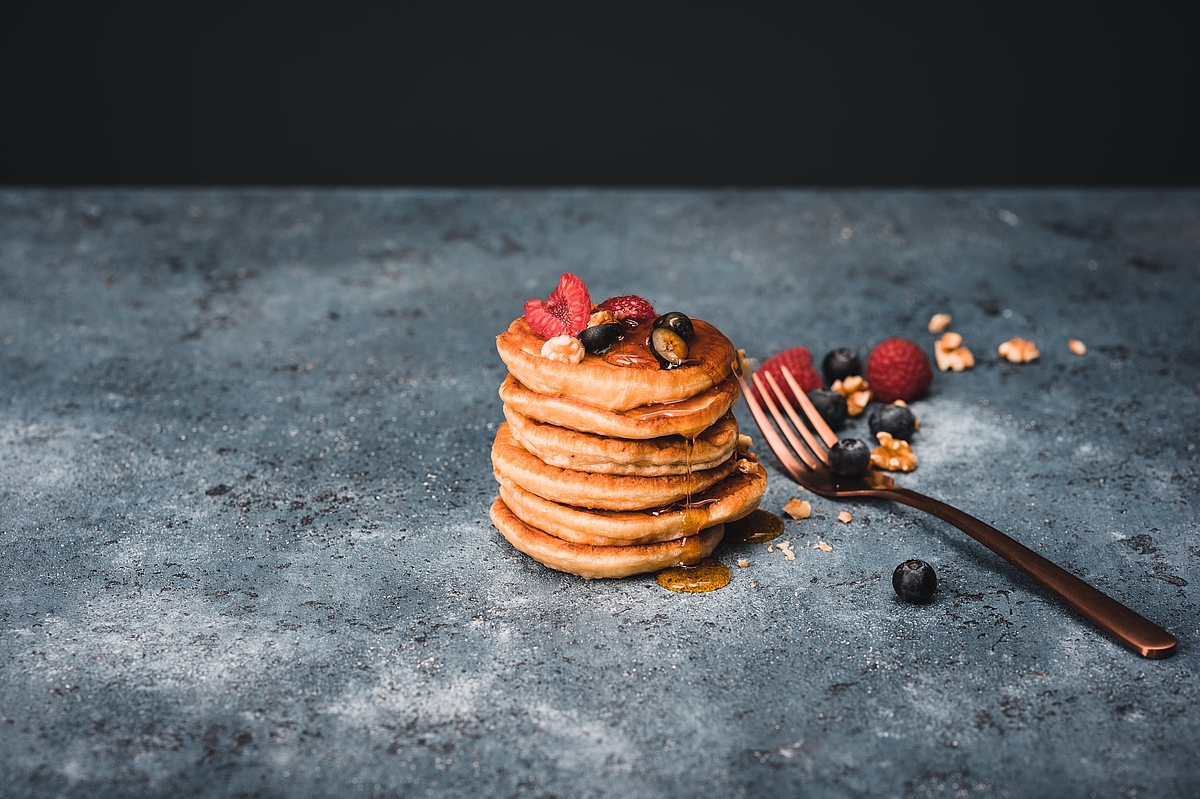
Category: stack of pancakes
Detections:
[{"x1": 489, "y1": 315, "x2": 767, "y2": 579}]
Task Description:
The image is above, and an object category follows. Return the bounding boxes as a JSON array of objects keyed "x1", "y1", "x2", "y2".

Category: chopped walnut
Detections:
[
  {"x1": 737, "y1": 434, "x2": 754, "y2": 456},
  {"x1": 934, "y1": 331, "x2": 976, "y2": 372},
  {"x1": 736, "y1": 458, "x2": 759, "y2": 474},
  {"x1": 998, "y1": 337, "x2": 1039, "y2": 363},
  {"x1": 541, "y1": 335, "x2": 585, "y2": 364},
  {"x1": 588, "y1": 310, "x2": 619, "y2": 327},
  {"x1": 782, "y1": 498, "x2": 811, "y2": 520},
  {"x1": 737, "y1": 558, "x2": 750, "y2": 568},
  {"x1": 830, "y1": 375, "x2": 872, "y2": 417},
  {"x1": 870, "y1": 431, "x2": 918, "y2": 472},
  {"x1": 815, "y1": 541, "x2": 833, "y2": 552},
  {"x1": 1068, "y1": 338, "x2": 1087, "y2": 356},
  {"x1": 777, "y1": 541, "x2": 796, "y2": 561},
  {"x1": 837, "y1": 511, "x2": 853, "y2": 524},
  {"x1": 928, "y1": 313, "x2": 952, "y2": 334}
]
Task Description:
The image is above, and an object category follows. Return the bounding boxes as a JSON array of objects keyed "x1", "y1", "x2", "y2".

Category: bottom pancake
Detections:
[
  {"x1": 496, "y1": 460, "x2": 766, "y2": 546},
  {"x1": 490, "y1": 498, "x2": 724, "y2": 579}
]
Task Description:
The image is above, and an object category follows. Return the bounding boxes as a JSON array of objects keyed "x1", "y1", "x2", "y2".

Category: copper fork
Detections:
[{"x1": 735, "y1": 363, "x2": 1177, "y2": 659}]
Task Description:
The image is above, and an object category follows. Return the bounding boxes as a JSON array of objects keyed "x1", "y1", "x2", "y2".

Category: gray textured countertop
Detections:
[{"x1": 1, "y1": 189, "x2": 1198, "y2": 798}]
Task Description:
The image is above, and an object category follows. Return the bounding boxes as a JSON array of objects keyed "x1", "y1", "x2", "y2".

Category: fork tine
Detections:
[
  {"x1": 751, "y1": 372, "x2": 822, "y2": 470},
  {"x1": 762, "y1": 371, "x2": 829, "y2": 465},
  {"x1": 733, "y1": 370, "x2": 813, "y2": 478},
  {"x1": 780, "y1": 366, "x2": 840, "y2": 448}
]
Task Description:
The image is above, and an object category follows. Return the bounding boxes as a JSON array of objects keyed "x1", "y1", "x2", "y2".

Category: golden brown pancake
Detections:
[
  {"x1": 496, "y1": 460, "x2": 766, "y2": 546},
  {"x1": 492, "y1": 423, "x2": 739, "y2": 510},
  {"x1": 504, "y1": 406, "x2": 739, "y2": 476},
  {"x1": 496, "y1": 317, "x2": 736, "y2": 411},
  {"x1": 498, "y1": 374, "x2": 739, "y2": 440},
  {"x1": 490, "y1": 498, "x2": 724, "y2": 579}
]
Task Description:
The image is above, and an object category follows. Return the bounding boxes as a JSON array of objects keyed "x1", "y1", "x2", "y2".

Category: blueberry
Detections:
[
  {"x1": 892, "y1": 559, "x2": 937, "y2": 603},
  {"x1": 827, "y1": 438, "x2": 870, "y2": 476},
  {"x1": 867, "y1": 403, "x2": 917, "y2": 441},
  {"x1": 807, "y1": 389, "x2": 848, "y2": 430},
  {"x1": 650, "y1": 326, "x2": 689, "y2": 367},
  {"x1": 822, "y1": 348, "x2": 863, "y2": 385},
  {"x1": 578, "y1": 323, "x2": 623, "y2": 354},
  {"x1": 653, "y1": 312, "x2": 694, "y2": 340}
]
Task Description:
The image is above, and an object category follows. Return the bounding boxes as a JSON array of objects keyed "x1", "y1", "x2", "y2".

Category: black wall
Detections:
[{"x1": 4, "y1": 3, "x2": 1195, "y2": 186}]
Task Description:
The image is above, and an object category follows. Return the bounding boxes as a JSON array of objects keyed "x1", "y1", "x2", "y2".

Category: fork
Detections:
[{"x1": 735, "y1": 363, "x2": 1177, "y2": 659}]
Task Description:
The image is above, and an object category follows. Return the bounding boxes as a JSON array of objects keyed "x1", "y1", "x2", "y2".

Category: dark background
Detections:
[{"x1": 4, "y1": 3, "x2": 1196, "y2": 186}]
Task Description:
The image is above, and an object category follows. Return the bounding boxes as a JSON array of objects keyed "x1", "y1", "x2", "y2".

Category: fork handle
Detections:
[{"x1": 886, "y1": 487, "x2": 1177, "y2": 659}]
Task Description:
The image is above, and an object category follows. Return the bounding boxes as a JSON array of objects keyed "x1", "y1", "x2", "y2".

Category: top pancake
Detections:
[{"x1": 496, "y1": 316, "x2": 736, "y2": 411}]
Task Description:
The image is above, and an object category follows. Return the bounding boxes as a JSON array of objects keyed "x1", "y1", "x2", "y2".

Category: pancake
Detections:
[
  {"x1": 498, "y1": 374, "x2": 739, "y2": 440},
  {"x1": 492, "y1": 422, "x2": 739, "y2": 511},
  {"x1": 490, "y1": 498, "x2": 724, "y2": 579},
  {"x1": 504, "y1": 406, "x2": 739, "y2": 476},
  {"x1": 496, "y1": 317, "x2": 736, "y2": 411},
  {"x1": 496, "y1": 459, "x2": 767, "y2": 546}
]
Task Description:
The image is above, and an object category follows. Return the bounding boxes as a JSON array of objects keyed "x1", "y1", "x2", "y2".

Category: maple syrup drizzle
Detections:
[
  {"x1": 683, "y1": 435, "x2": 695, "y2": 508},
  {"x1": 724, "y1": 509, "x2": 785, "y2": 544},
  {"x1": 655, "y1": 559, "x2": 731, "y2": 593},
  {"x1": 602, "y1": 319, "x2": 659, "y2": 370}
]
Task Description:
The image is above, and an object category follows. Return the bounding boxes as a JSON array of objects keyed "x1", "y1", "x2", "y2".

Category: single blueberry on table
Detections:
[
  {"x1": 827, "y1": 438, "x2": 870, "y2": 476},
  {"x1": 868, "y1": 402, "x2": 917, "y2": 441},
  {"x1": 822, "y1": 348, "x2": 863, "y2": 385},
  {"x1": 807, "y1": 389, "x2": 848, "y2": 430},
  {"x1": 893, "y1": 559, "x2": 937, "y2": 603}
]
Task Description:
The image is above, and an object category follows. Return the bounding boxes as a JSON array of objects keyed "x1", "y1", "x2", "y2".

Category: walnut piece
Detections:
[
  {"x1": 837, "y1": 511, "x2": 853, "y2": 524},
  {"x1": 830, "y1": 375, "x2": 872, "y2": 417},
  {"x1": 815, "y1": 541, "x2": 833, "y2": 552},
  {"x1": 928, "y1": 313, "x2": 952, "y2": 334},
  {"x1": 871, "y1": 431, "x2": 918, "y2": 472},
  {"x1": 588, "y1": 310, "x2": 619, "y2": 327},
  {"x1": 1068, "y1": 338, "x2": 1087, "y2": 356},
  {"x1": 998, "y1": 337, "x2": 1039, "y2": 363},
  {"x1": 541, "y1": 335, "x2": 585, "y2": 364},
  {"x1": 776, "y1": 541, "x2": 796, "y2": 560},
  {"x1": 934, "y1": 331, "x2": 976, "y2": 372},
  {"x1": 782, "y1": 498, "x2": 811, "y2": 520},
  {"x1": 737, "y1": 558, "x2": 750, "y2": 568}
]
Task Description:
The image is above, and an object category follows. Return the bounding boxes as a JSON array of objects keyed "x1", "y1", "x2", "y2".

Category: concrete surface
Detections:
[{"x1": 1, "y1": 189, "x2": 1197, "y2": 798}]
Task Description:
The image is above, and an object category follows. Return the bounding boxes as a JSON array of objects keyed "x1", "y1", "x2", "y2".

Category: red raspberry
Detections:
[
  {"x1": 596, "y1": 295, "x2": 656, "y2": 322},
  {"x1": 752, "y1": 346, "x2": 824, "y2": 407},
  {"x1": 866, "y1": 338, "x2": 934, "y2": 402},
  {"x1": 524, "y1": 273, "x2": 592, "y2": 339}
]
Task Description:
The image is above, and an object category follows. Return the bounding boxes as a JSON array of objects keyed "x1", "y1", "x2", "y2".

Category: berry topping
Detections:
[
  {"x1": 892, "y1": 559, "x2": 937, "y2": 603},
  {"x1": 579, "y1": 322, "x2": 623, "y2": 355},
  {"x1": 821, "y1": 348, "x2": 863, "y2": 385},
  {"x1": 653, "y1": 312, "x2": 694, "y2": 339},
  {"x1": 867, "y1": 403, "x2": 917, "y2": 441},
  {"x1": 524, "y1": 273, "x2": 592, "y2": 339},
  {"x1": 650, "y1": 326, "x2": 689, "y2": 367},
  {"x1": 596, "y1": 294, "x2": 657, "y2": 323},
  {"x1": 865, "y1": 338, "x2": 933, "y2": 402},
  {"x1": 753, "y1": 346, "x2": 824, "y2": 407},
  {"x1": 806, "y1": 389, "x2": 848, "y2": 430},
  {"x1": 827, "y1": 438, "x2": 870, "y2": 476}
]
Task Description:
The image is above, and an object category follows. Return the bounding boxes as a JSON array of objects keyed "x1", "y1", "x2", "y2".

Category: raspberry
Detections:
[
  {"x1": 752, "y1": 346, "x2": 824, "y2": 407},
  {"x1": 524, "y1": 273, "x2": 592, "y2": 339},
  {"x1": 596, "y1": 295, "x2": 656, "y2": 322},
  {"x1": 866, "y1": 338, "x2": 933, "y2": 402}
]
